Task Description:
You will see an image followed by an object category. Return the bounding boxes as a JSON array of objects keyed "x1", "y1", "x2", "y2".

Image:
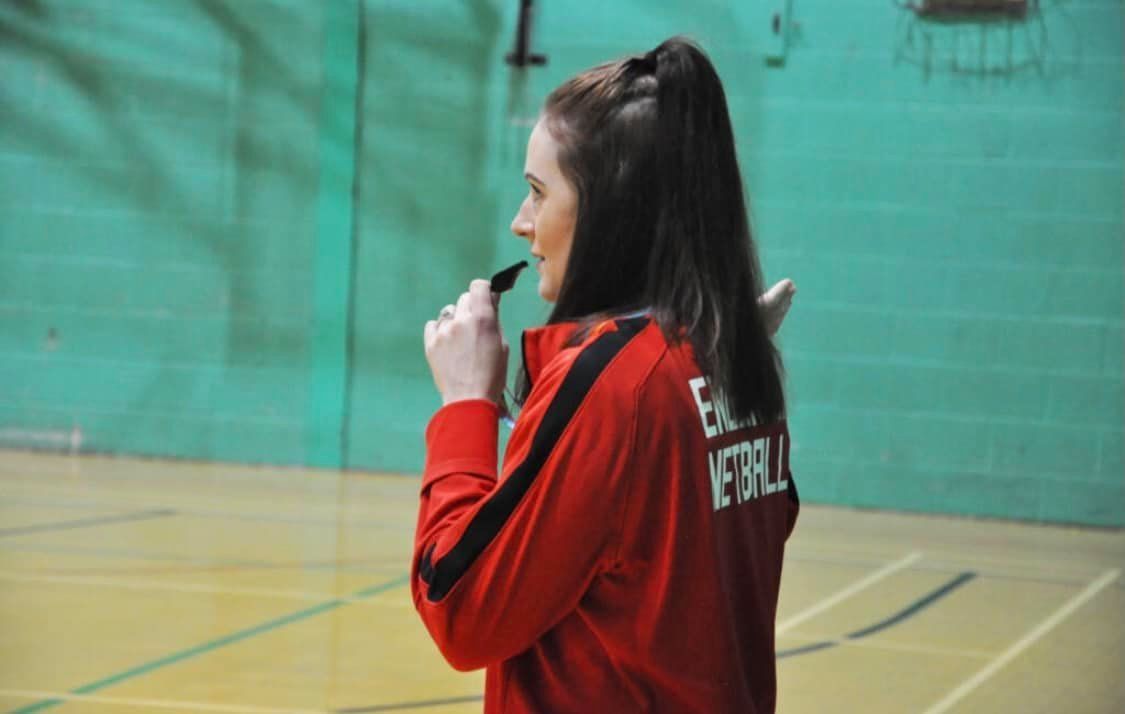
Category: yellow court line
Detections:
[
  {"x1": 780, "y1": 631, "x2": 995, "y2": 660},
  {"x1": 791, "y1": 550, "x2": 1111, "y2": 589},
  {"x1": 916, "y1": 558, "x2": 1106, "y2": 583},
  {"x1": 0, "y1": 491, "x2": 411, "y2": 530},
  {"x1": 922, "y1": 568, "x2": 1122, "y2": 714},
  {"x1": 0, "y1": 483, "x2": 406, "y2": 521},
  {"x1": 777, "y1": 552, "x2": 923, "y2": 634},
  {"x1": 0, "y1": 689, "x2": 325, "y2": 714},
  {"x1": 0, "y1": 571, "x2": 395, "y2": 606},
  {"x1": 909, "y1": 550, "x2": 1120, "y2": 573},
  {"x1": 791, "y1": 541, "x2": 914, "y2": 558},
  {"x1": 795, "y1": 542, "x2": 1117, "y2": 580}
]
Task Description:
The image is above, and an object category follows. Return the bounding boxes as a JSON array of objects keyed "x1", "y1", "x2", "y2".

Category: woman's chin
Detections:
[{"x1": 537, "y1": 280, "x2": 558, "y2": 303}]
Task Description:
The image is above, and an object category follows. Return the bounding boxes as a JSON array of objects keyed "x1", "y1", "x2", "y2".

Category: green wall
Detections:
[
  {"x1": 1, "y1": 1, "x2": 1121, "y2": 526},
  {"x1": 1, "y1": 0, "x2": 325, "y2": 463}
]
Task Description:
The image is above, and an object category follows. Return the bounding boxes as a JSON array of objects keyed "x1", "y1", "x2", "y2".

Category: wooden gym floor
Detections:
[{"x1": 1, "y1": 449, "x2": 1121, "y2": 713}]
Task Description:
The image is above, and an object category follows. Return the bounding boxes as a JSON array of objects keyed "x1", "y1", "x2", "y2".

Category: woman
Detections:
[{"x1": 415, "y1": 37, "x2": 798, "y2": 713}]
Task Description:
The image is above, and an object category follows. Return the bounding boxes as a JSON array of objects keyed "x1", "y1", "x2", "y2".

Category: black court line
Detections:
[
  {"x1": 338, "y1": 574, "x2": 978, "y2": 710},
  {"x1": 845, "y1": 572, "x2": 977, "y2": 639},
  {"x1": 0, "y1": 509, "x2": 177, "y2": 538},
  {"x1": 336, "y1": 695, "x2": 484, "y2": 713},
  {"x1": 776, "y1": 641, "x2": 837, "y2": 658},
  {"x1": 777, "y1": 571, "x2": 977, "y2": 659}
]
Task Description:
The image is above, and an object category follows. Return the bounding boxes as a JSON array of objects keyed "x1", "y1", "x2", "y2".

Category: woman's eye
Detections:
[{"x1": 530, "y1": 185, "x2": 543, "y2": 199}]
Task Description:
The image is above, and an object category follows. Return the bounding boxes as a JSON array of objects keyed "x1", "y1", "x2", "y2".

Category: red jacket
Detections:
[{"x1": 413, "y1": 316, "x2": 798, "y2": 713}]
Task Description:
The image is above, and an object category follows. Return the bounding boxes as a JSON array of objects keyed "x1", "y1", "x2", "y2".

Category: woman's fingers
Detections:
[
  {"x1": 469, "y1": 279, "x2": 496, "y2": 324},
  {"x1": 760, "y1": 279, "x2": 796, "y2": 336},
  {"x1": 761, "y1": 278, "x2": 795, "y2": 306},
  {"x1": 456, "y1": 291, "x2": 473, "y2": 318},
  {"x1": 422, "y1": 279, "x2": 510, "y2": 405}
]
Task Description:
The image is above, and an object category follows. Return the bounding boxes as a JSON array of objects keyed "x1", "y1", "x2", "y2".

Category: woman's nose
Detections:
[{"x1": 510, "y1": 201, "x2": 533, "y2": 239}]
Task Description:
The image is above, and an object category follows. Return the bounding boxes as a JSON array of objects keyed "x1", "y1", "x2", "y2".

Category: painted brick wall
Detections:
[
  {"x1": 345, "y1": 2, "x2": 509, "y2": 471},
  {"x1": 1, "y1": 1, "x2": 1121, "y2": 525},
  {"x1": 737, "y1": 0, "x2": 1124, "y2": 525},
  {"x1": 0, "y1": 1, "x2": 325, "y2": 463}
]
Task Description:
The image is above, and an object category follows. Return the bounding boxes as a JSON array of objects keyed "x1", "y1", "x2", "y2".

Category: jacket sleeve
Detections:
[{"x1": 411, "y1": 349, "x2": 637, "y2": 671}]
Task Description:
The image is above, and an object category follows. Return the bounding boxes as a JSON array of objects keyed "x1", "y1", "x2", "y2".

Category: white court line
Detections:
[
  {"x1": 777, "y1": 551, "x2": 922, "y2": 635},
  {"x1": 922, "y1": 568, "x2": 1121, "y2": 714},
  {"x1": 0, "y1": 689, "x2": 325, "y2": 713},
  {"x1": 0, "y1": 571, "x2": 394, "y2": 606}
]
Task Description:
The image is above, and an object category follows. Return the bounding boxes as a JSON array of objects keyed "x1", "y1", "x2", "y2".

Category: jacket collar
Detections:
[
  {"x1": 521, "y1": 312, "x2": 651, "y2": 387},
  {"x1": 520, "y1": 322, "x2": 580, "y2": 388}
]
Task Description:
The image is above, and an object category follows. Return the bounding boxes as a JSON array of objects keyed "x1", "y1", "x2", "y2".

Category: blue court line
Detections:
[
  {"x1": 8, "y1": 573, "x2": 411, "y2": 714},
  {"x1": 336, "y1": 694, "x2": 485, "y2": 712},
  {"x1": 0, "y1": 509, "x2": 176, "y2": 538},
  {"x1": 777, "y1": 572, "x2": 977, "y2": 659}
]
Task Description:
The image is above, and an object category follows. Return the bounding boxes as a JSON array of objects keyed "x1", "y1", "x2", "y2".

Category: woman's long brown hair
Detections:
[{"x1": 517, "y1": 37, "x2": 785, "y2": 426}]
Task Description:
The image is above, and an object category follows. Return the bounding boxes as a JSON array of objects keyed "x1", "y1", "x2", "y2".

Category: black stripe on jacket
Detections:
[{"x1": 419, "y1": 317, "x2": 649, "y2": 603}]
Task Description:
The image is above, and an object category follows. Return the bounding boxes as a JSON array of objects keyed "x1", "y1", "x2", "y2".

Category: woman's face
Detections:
[{"x1": 510, "y1": 120, "x2": 578, "y2": 303}]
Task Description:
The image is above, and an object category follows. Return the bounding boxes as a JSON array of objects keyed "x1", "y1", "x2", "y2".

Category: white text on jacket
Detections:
[{"x1": 689, "y1": 377, "x2": 788, "y2": 512}]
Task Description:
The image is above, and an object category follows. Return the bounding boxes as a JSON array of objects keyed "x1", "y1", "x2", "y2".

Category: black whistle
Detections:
[{"x1": 490, "y1": 260, "x2": 529, "y2": 294}]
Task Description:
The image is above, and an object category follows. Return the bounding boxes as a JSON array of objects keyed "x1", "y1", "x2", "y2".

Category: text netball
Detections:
[
  {"x1": 689, "y1": 377, "x2": 788, "y2": 512},
  {"x1": 707, "y1": 437, "x2": 788, "y2": 511}
]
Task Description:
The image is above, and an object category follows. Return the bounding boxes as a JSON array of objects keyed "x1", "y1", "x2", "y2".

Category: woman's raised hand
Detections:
[{"x1": 759, "y1": 279, "x2": 796, "y2": 336}]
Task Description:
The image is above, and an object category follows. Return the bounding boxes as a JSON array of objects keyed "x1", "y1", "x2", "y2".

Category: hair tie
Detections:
[{"x1": 629, "y1": 51, "x2": 658, "y2": 75}]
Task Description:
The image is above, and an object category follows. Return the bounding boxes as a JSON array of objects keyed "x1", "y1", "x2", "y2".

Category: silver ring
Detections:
[{"x1": 437, "y1": 305, "x2": 455, "y2": 322}]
